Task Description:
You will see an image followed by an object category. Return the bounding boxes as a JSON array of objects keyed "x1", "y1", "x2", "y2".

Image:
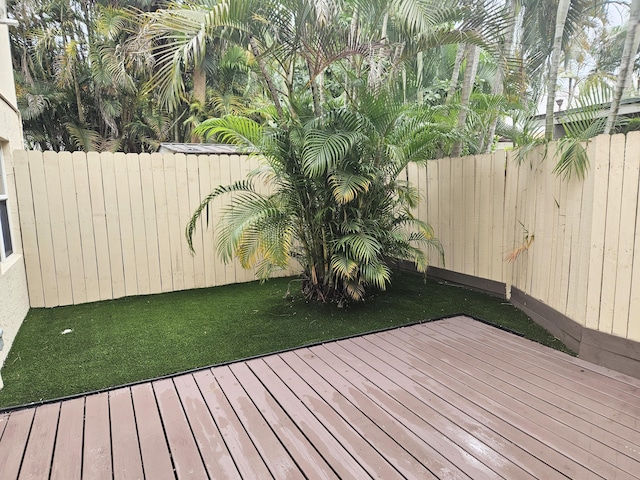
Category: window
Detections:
[{"x1": 0, "y1": 148, "x2": 13, "y2": 260}]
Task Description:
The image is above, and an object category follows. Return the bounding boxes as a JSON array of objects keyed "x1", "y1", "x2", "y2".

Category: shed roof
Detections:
[{"x1": 158, "y1": 143, "x2": 238, "y2": 154}]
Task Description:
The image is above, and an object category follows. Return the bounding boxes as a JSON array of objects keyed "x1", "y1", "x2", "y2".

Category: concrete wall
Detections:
[{"x1": 0, "y1": 20, "x2": 30, "y2": 387}]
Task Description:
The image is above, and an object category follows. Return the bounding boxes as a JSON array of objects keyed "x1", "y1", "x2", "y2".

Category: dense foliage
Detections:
[{"x1": 187, "y1": 92, "x2": 445, "y2": 303}]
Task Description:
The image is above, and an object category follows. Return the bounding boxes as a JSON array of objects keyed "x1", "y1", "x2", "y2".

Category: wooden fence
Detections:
[
  {"x1": 409, "y1": 132, "x2": 640, "y2": 343},
  {"x1": 12, "y1": 132, "x2": 640, "y2": 343},
  {"x1": 13, "y1": 150, "x2": 295, "y2": 308}
]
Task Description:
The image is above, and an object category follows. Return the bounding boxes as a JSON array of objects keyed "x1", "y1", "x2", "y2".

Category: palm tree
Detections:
[
  {"x1": 605, "y1": 0, "x2": 640, "y2": 134},
  {"x1": 187, "y1": 90, "x2": 445, "y2": 303},
  {"x1": 545, "y1": 0, "x2": 571, "y2": 140}
]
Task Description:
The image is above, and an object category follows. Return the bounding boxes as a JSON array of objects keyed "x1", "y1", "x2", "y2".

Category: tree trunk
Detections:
[
  {"x1": 451, "y1": 45, "x2": 480, "y2": 158},
  {"x1": 623, "y1": 27, "x2": 640, "y2": 98},
  {"x1": 308, "y1": 61, "x2": 322, "y2": 117},
  {"x1": 193, "y1": 64, "x2": 207, "y2": 106},
  {"x1": 416, "y1": 52, "x2": 424, "y2": 105},
  {"x1": 248, "y1": 35, "x2": 285, "y2": 121},
  {"x1": 447, "y1": 43, "x2": 466, "y2": 102},
  {"x1": 545, "y1": 0, "x2": 571, "y2": 140},
  {"x1": 606, "y1": 0, "x2": 640, "y2": 134},
  {"x1": 485, "y1": 0, "x2": 518, "y2": 152}
]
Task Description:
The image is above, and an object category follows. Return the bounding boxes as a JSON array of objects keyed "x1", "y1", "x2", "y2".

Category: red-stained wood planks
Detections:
[
  {"x1": 109, "y1": 388, "x2": 144, "y2": 480},
  {"x1": 18, "y1": 403, "x2": 59, "y2": 480},
  {"x1": 83, "y1": 393, "x2": 112, "y2": 480},
  {"x1": 2, "y1": 316, "x2": 640, "y2": 479},
  {"x1": 0, "y1": 408, "x2": 35, "y2": 479},
  {"x1": 50, "y1": 397, "x2": 85, "y2": 480},
  {"x1": 131, "y1": 383, "x2": 175, "y2": 480}
]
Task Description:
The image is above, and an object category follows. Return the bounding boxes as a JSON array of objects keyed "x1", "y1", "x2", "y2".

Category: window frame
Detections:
[{"x1": 0, "y1": 147, "x2": 14, "y2": 262}]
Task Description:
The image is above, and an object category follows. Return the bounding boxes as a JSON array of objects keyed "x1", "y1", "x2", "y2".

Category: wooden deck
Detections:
[{"x1": 1, "y1": 315, "x2": 639, "y2": 479}]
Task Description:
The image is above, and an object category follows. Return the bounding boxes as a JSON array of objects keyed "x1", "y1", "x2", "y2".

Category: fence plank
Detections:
[
  {"x1": 208, "y1": 155, "x2": 226, "y2": 286},
  {"x1": 218, "y1": 155, "x2": 236, "y2": 285},
  {"x1": 13, "y1": 151, "x2": 44, "y2": 307},
  {"x1": 59, "y1": 152, "x2": 86, "y2": 304},
  {"x1": 502, "y1": 151, "x2": 518, "y2": 294},
  {"x1": 585, "y1": 135, "x2": 611, "y2": 330},
  {"x1": 99, "y1": 153, "x2": 125, "y2": 300},
  {"x1": 599, "y1": 134, "x2": 626, "y2": 334},
  {"x1": 556, "y1": 170, "x2": 574, "y2": 315},
  {"x1": 616, "y1": 132, "x2": 640, "y2": 338},
  {"x1": 628, "y1": 182, "x2": 640, "y2": 340},
  {"x1": 545, "y1": 145, "x2": 562, "y2": 310},
  {"x1": 491, "y1": 151, "x2": 506, "y2": 284},
  {"x1": 73, "y1": 152, "x2": 101, "y2": 303},
  {"x1": 426, "y1": 161, "x2": 440, "y2": 267},
  {"x1": 114, "y1": 153, "x2": 138, "y2": 297},
  {"x1": 187, "y1": 155, "x2": 205, "y2": 289},
  {"x1": 237, "y1": 155, "x2": 253, "y2": 282},
  {"x1": 530, "y1": 147, "x2": 549, "y2": 302},
  {"x1": 176, "y1": 154, "x2": 195, "y2": 291},
  {"x1": 43, "y1": 151, "x2": 72, "y2": 305},
  {"x1": 127, "y1": 153, "x2": 150, "y2": 296},
  {"x1": 164, "y1": 154, "x2": 184, "y2": 291},
  {"x1": 563, "y1": 173, "x2": 584, "y2": 320},
  {"x1": 450, "y1": 157, "x2": 464, "y2": 272},
  {"x1": 437, "y1": 159, "x2": 451, "y2": 270},
  {"x1": 151, "y1": 153, "x2": 173, "y2": 293},
  {"x1": 87, "y1": 152, "x2": 113, "y2": 300},
  {"x1": 196, "y1": 155, "x2": 214, "y2": 288},
  {"x1": 140, "y1": 153, "x2": 162, "y2": 295},
  {"x1": 477, "y1": 154, "x2": 492, "y2": 280},
  {"x1": 572, "y1": 139, "x2": 597, "y2": 326},
  {"x1": 463, "y1": 157, "x2": 475, "y2": 276},
  {"x1": 517, "y1": 149, "x2": 535, "y2": 293}
]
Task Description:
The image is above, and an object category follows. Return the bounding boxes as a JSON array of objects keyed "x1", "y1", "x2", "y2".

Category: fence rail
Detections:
[{"x1": 12, "y1": 132, "x2": 640, "y2": 342}]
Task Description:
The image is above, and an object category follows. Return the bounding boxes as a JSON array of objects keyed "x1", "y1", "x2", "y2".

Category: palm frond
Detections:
[
  {"x1": 301, "y1": 130, "x2": 361, "y2": 177},
  {"x1": 328, "y1": 171, "x2": 371, "y2": 204},
  {"x1": 194, "y1": 115, "x2": 263, "y2": 149},
  {"x1": 185, "y1": 180, "x2": 255, "y2": 253}
]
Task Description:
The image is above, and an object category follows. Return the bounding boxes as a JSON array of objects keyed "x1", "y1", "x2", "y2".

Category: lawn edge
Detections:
[{"x1": 0, "y1": 313, "x2": 530, "y2": 414}]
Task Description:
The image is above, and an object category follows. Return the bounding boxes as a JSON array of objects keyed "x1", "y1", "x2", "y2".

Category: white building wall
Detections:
[{"x1": 0, "y1": 16, "x2": 29, "y2": 388}]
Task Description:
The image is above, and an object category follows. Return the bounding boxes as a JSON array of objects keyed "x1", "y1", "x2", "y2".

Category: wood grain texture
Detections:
[{"x1": 3, "y1": 317, "x2": 640, "y2": 479}]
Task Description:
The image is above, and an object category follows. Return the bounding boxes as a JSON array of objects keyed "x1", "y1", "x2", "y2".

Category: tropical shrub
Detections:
[{"x1": 186, "y1": 91, "x2": 444, "y2": 304}]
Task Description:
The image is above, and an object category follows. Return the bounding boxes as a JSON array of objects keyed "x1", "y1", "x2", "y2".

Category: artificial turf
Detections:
[{"x1": 0, "y1": 272, "x2": 572, "y2": 409}]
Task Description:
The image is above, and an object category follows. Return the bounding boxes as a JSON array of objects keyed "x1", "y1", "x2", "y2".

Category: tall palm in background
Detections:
[{"x1": 7, "y1": 0, "x2": 640, "y2": 165}]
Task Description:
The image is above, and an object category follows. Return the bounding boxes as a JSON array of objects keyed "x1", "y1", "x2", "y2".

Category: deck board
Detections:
[
  {"x1": 18, "y1": 403, "x2": 59, "y2": 480},
  {"x1": 351, "y1": 335, "x2": 568, "y2": 479},
  {"x1": 173, "y1": 374, "x2": 239, "y2": 479},
  {"x1": 0, "y1": 408, "x2": 35, "y2": 480},
  {"x1": 434, "y1": 321, "x2": 640, "y2": 450},
  {"x1": 50, "y1": 398, "x2": 84, "y2": 480},
  {"x1": 213, "y1": 365, "x2": 305, "y2": 479},
  {"x1": 192, "y1": 369, "x2": 273, "y2": 479},
  {"x1": 389, "y1": 326, "x2": 634, "y2": 479},
  {"x1": 319, "y1": 341, "x2": 528, "y2": 479},
  {"x1": 130, "y1": 383, "x2": 175, "y2": 480},
  {"x1": 2, "y1": 315, "x2": 640, "y2": 479},
  {"x1": 153, "y1": 379, "x2": 209, "y2": 479},
  {"x1": 267, "y1": 353, "x2": 436, "y2": 479},
  {"x1": 83, "y1": 393, "x2": 112, "y2": 480},
  {"x1": 109, "y1": 389, "x2": 144, "y2": 480},
  {"x1": 230, "y1": 361, "x2": 338, "y2": 480}
]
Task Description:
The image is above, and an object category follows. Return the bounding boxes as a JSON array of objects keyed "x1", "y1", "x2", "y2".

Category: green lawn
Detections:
[{"x1": 0, "y1": 272, "x2": 571, "y2": 409}]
